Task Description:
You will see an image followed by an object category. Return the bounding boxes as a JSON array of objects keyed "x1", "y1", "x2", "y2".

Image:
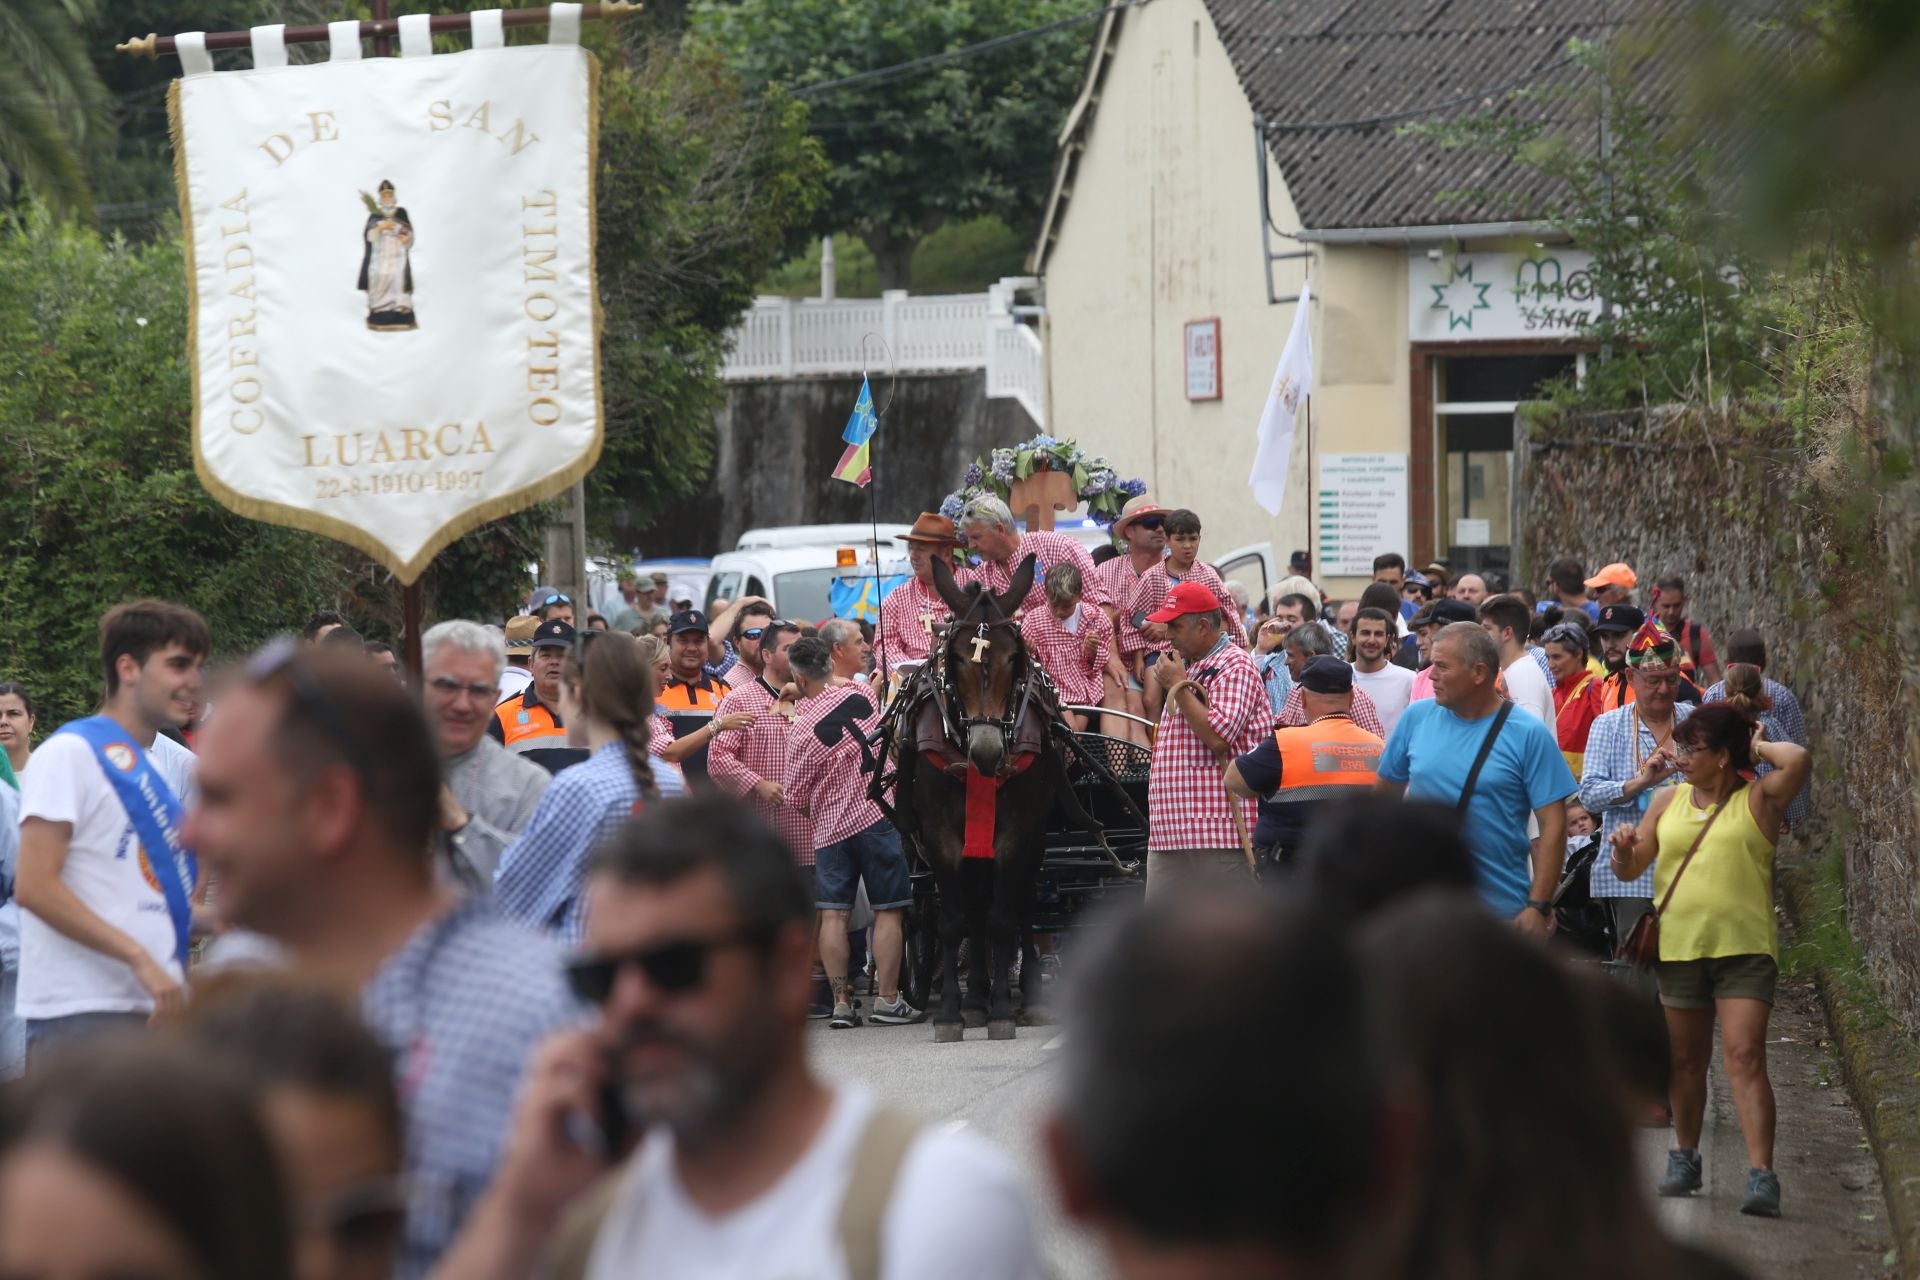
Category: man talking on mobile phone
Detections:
[{"x1": 434, "y1": 797, "x2": 1043, "y2": 1280}]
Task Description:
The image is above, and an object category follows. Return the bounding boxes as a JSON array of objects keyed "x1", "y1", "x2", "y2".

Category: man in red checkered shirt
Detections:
[
  {"x1": 706, "y1": 619, "x2": 812, "y2": 865},
  {"x1": 781, "y1": 637, "x2": 918, "y2": 1028},
  {"x1": 959, "y1": 494, "x2": 1107, "y2": 617},
  {"x1": 1143, "y1": 580, "x2": 1273, "y2": 895},
  {"x1": 876, "y1": 513, "x2": 973, "y2": 669},
  {"x1": 1022, "y1": 562, "x2": 1116, "y2": 730}
]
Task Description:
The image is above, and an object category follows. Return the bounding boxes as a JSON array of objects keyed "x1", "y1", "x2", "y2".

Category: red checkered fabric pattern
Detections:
[
  {"x1": 646, "y1": 711, "x2": 672, "y2": 758},
  {"x1": 1147, "y1": 642, "x2": 1272, "y2": 851},
  {"x1": 971, "y1": 531, "x2": 1107, "y2": 617},
  {"x1": 705, "y1": 677, "x2": 814, "y2": 865},
  {"x1": 876, "y1": 572, "x2": 971, "y2": 666},
  {"x1": 1022, "y1": 603, "x2": 1112, "y2": 706},
  {"x1": 1091, "y1": 554, "x2": 1148, "y2": 637},
  {"x1": 783, "y1": 682, "x2": 888, "y2": 852},
  {"x1": 1121, "y1": 562, "x2": 1250, "y2": 657},
  {"x1": 1278, "y1": 684, "x2": 1386, "y2": 736}
]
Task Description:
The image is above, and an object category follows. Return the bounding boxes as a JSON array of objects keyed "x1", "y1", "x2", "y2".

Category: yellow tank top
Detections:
[{"x1": 1652, "y1": 783, "x2": 1777, "y2": 961}]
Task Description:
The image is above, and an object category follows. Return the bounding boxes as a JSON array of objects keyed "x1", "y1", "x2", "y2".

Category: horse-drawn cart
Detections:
[{"x1": 893, "y1": 708, "x2": 1152, "y2": 1017}]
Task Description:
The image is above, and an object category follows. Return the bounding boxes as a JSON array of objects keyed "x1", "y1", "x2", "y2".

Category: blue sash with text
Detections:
[{"x1": 56, "y1": 717, "x2": 196, "y2": 970}]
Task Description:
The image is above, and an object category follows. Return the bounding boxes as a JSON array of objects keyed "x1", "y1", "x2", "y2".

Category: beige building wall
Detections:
[{"x1": 1042, "y1": 0, "x2": 1414, "y2": 600}]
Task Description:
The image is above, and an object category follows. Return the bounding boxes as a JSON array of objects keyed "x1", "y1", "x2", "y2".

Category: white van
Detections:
[
  {"x1": 705, "y1": 541, "x2": 908, "y2": 624},
  {"x1": 735, "y1": 523, "x2": 914, "y2": 551}
]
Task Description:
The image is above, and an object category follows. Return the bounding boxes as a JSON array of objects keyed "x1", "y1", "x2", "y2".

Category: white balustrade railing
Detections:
[
  {"x1": 722, "y1": 278, "x2": 1046, "y2": 426},
  {"x1": 985, "y1": 318, "x2": 1048, "y2": 429}
]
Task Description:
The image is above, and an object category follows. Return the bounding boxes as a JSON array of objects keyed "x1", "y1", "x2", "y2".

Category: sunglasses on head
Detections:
[
  {"x1": 565, "y1": 928, "x2": 770, "y2": 1004},
  {"x1": 247, "y1": 638, "x2": 369, "y2": 780},
  {"x1": 541, "y1": 593, "x2": 572, "y2": 607}
]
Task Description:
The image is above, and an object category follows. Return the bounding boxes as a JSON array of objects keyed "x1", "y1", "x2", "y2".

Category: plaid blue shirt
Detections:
[
  {"x1": 1579, "y1": 702, "x2": 1696, "y2": 897},
  {"x1": 1703, "y1": 676, "x2": 1810, "y2": 825},
  {"x1": 1253, "y1": 652, "x2": 1293, "y2": 716},
  {"x1": 494, "y1": 742, "x2": 686, "y2": 942},
  {"x1": 361, "y1": 896, "x2": 585, "y2": 1280}
]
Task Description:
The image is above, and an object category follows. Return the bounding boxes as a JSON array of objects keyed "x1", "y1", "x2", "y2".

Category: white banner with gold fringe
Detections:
[{"x1": 169, "y1": 13, "x2": 600, "y2": 582}]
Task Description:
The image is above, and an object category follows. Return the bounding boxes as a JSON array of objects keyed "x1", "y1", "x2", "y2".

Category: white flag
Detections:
[{"x1": 1248, "y1": 280, "x2": 1314, "y2": 517}]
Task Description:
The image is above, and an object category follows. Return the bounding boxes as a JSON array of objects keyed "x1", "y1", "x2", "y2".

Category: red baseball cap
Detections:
[{"x1": 1145, "y1": 580, "x2": 1222, "y2": 624}]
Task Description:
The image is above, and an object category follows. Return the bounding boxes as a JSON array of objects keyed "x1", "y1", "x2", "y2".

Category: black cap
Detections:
[
  {"x1": 668, "y1": 609, "x2": 710, "y2": 637},
  {"x1": 1593, "y1": 604, "x2": 1645, "y2": 635},
  {"x1": 1299, "y1": 656, "x2": 1354, "y2": 694},
  {"x1": 531, "y1": 619, "x2": 575, "y2": 649},
  {"x1": 1431, "y1": 599, "x2": 1477, "y2": 626}
]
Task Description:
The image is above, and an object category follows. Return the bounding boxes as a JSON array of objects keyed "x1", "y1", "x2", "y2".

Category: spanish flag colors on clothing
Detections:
[{"x1": 832, "y1": 376, "x2": 877, "y2": 487}]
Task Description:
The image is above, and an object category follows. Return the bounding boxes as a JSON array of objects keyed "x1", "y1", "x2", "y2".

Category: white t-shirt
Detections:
[
  {"x1": 585, "y1": 1085, "x2": 1044, "y2": 1280},
  {"x1": 1352, "y1": 662, "x2": 1416, "y2": 737},
  {"x1": 16, "y1": 730, "x2": 198, "y2": 1020},
  {"x1": 1501, "y1": 654, "x2": 1556, "y2": 728}
]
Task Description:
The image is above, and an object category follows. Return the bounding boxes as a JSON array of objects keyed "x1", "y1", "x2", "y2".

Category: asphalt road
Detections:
[{"x1": 809, "y1": 971, "x2": 1895, "y2": 1280}]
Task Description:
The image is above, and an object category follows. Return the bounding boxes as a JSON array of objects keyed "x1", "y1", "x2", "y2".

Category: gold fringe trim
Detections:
[{"x1": 172, "y1": 49, "x2": 608, "y2": 587}]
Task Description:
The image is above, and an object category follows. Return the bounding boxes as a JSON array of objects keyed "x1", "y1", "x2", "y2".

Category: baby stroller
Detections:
[{"x1": 1551, "y1": 834, "x2": 1614, "y2": 958}]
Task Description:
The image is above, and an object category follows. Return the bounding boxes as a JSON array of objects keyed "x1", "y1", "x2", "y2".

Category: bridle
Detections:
[{"x1": 929, "y1": 603, "x2": 1039, "y2": 764}]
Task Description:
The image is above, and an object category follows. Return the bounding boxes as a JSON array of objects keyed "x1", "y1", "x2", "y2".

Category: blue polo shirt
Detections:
[{"x1": 1376, "y1": 699, "x2": 1577, "y2": 915}]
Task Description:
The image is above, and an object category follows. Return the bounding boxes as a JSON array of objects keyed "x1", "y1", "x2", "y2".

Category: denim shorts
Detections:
[{"x1": 815, "y1": 819, "x2": 913, "y2": 911}]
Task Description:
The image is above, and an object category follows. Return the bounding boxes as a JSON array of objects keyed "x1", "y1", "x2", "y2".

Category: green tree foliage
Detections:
[
  {"x1": 0, "y1": 214, "x2": 355, "y2": 725},
  {"x1": 693, "y1": 0, "x2": 1090, "y2": 289},
  {"x1": 1, "y1": 0, "x2": 112, "y2": 220},
  {"x1": 590, "y1": 39, "x2": 826, "y2": 551},
  {"x1": 1406, "y1": 36, "x2": 1782, "y2": 411}
]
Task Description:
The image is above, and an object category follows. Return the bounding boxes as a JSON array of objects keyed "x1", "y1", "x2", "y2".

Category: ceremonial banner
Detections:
[{"x1": 169, "y1": 16, "x2": 601, "y2": 581}]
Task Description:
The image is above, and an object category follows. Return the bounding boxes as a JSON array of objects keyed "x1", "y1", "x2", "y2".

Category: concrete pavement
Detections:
[{"x1": 810, "y1": 971, "x2": 1895, "y2": 1279}]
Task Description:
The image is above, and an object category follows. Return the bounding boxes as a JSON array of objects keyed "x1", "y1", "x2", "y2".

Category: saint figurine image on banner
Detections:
[{"x1": 357, "y1": 180, "x2": 417, "y2": 331}]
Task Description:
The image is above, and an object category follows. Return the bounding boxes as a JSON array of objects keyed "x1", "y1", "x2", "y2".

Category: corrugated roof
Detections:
[{"x1": 1205, "y1": 0, "x2": 1702, "y2": 232}]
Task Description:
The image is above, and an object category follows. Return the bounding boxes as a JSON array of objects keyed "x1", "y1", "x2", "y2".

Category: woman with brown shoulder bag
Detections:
[{"x1": 1608, "y1": 703, "x2": 1810, "y2": 1219}]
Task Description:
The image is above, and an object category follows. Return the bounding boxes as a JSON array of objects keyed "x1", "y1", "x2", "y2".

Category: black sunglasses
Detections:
[
  {"x1": 566, "y1": 929, "x2": 769, "y2": 1004},
  {"x1": 1133, "y1": 515, "x2": 1166, "y2": 530}
]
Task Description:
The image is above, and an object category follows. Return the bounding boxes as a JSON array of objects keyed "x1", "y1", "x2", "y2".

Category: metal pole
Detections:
[{"x1": 568, "y1": 479, "x2": 589, "y2": 611}]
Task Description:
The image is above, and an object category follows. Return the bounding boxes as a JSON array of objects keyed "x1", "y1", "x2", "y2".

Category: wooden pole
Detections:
[
  {"x1": 115, "y1": 1, "x2": 640, "y2": 59},
  {"x1": 403, "y1": 580, "x2": 424, "y2": 679}
]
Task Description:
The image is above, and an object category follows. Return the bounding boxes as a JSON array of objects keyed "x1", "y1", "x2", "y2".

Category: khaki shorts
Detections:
[
  {"x1": 1655, "y1": 954, "x2": 1778, "y2": 1009},
  {"x1": 1145, "y1": 849, "x2": 1254, "y2": 899}
]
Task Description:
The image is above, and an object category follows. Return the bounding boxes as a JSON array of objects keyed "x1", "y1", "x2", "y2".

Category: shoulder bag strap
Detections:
[
  {"x1": 837, "y1": 1107, "x2": 926, "y2": 1280},
  {"x1": 1456, "y1": 702, "x2": 1514, "y2": 814},
  {"x1": 1653, "y1": 793, "x2": 1731, "y2": 916},
  {"x1": 544, "y1": 1171, "x2": 627, "y2": 1280}
]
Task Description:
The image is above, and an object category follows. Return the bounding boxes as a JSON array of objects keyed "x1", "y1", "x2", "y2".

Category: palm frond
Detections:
[
  {"x1": 0, "y1": 0, "x2": 111, "y2": 147},
  {"x1": 0, "y1": 58, "x2": 95, "y2": 220}
]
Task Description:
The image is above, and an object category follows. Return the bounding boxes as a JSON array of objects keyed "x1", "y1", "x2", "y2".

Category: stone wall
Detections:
[
  {"x1": 645, "y1": 371, "x2": 1035, "y2": 556},
  {"x1": 1520, "y1": 407, "x2": 1920, "y2": 1026}
]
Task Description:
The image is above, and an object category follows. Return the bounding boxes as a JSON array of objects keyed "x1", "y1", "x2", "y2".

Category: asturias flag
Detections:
[{"x1": 832, "y1": 376, "x2": 877, "y2": 487}]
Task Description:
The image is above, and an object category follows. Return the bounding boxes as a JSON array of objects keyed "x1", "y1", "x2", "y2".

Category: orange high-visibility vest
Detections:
[{"x1": 1273, "y1": 714, "x2": 1385, "y2": 803}]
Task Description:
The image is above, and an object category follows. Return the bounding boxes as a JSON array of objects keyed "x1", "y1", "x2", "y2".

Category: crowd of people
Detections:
[{"x1": 0, "y1": 494, "x2": 1814, "y2": 1278}]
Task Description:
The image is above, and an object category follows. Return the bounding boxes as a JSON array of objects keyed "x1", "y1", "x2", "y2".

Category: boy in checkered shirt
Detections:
[
  {"x1": 1022, "y1": 562, "x2": 1119, "y2": 731},
  {"x1": 1125, "y1": 510, "x2": 1249, "y2": 716}
]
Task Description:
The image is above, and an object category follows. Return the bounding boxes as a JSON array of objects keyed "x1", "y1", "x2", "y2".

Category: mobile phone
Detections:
[
  {"x1": 562, "y1": 1054, "x2": 632, "y2": 1161},
  {"x1": 1143, "y1": 651, "x2": 1161, "y2": 668}
]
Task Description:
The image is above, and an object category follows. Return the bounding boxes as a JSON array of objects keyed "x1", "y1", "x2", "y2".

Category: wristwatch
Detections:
[{"x1": 1526, "y1": 898, "x2": 1553, "y2": 917}]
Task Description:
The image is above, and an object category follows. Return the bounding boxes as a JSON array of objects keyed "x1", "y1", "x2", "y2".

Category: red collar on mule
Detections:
[{"x1": 921, "y1": 750, "x2": 1039, "y2": 858}]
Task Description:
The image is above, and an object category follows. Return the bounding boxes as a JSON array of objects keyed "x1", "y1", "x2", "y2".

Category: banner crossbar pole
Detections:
[{"x1": 116, "y1": 2, "x2": 640, "y2": 59}]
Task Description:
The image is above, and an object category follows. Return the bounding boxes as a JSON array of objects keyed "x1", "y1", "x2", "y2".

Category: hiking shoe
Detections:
[
  {"x1": 1657, "y1": 1148, "x2": 1702, "y2": 1197},
  {"x1": 829, "y1": 1001, "x2": 861, "y2": 1029},
  {"x1": 871, "y1": 995, "x2": 923, "y2": 1025},
  {"x1": 1741, "y1": 1168, "x2": 1781, "y2": 1218}
]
